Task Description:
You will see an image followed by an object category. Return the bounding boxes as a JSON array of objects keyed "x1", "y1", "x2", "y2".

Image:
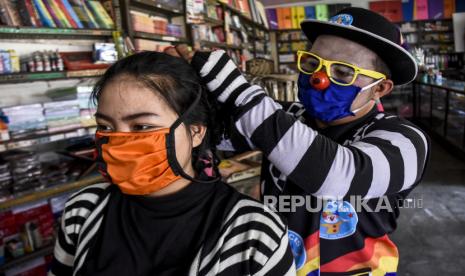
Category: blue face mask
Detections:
[{"x1": 297, "y1": 73, "x2": 382, "y2": 122}]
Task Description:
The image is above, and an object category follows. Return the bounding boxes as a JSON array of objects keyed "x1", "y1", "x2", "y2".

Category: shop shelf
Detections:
[
  {"x1": 133, "y1": 31, "x2": 188, "y2": 43},
  {"x1": 0, "y1": 69, "x2": 106, "y2": 84},
  {"x1": 131, "y1": 0, "x2": 183, "y2": 15},
  {"x1": 0, "y1": 245, "x2": 54, "y2": 273},
  {"x1": 0, "y1": 26, "x2": 114, "y2": 39},
  {"x1": 0, "y1": 175, "x2": 103, "y2": 210}
]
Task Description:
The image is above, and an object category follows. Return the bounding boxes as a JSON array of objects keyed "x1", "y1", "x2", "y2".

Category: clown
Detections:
[{"x1": 167, "y1": 7, "x2": 430, "y2": 276}]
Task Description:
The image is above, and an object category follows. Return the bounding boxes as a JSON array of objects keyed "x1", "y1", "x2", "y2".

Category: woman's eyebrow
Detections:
[
  {"x1": 94, "y1": 112, "x2": 159, "y2": 122},
  {"x1": 121, "y1": 112, "x2": 159, "y2": 121},
  {"x1": 94, "y1": 112, "x2": 113, "y2": 122}
]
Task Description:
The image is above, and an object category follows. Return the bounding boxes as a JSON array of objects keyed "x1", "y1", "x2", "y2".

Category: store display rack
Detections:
[
  {"x1": 120, "y1": 0, "x2": 188, "y2": 49},
  {"x1": 0, "y1": 26, "x2": 114, "y2": 40},
  {"x1": 0, "y1": 126, "x2": 97, "y2": 152},
  {"x1": 199, "y1": 40, "x2": 243, "y2": 50},
  {"x1": 205, "y1": 16, "x2": 224, "y2": 26},
  {"x1": 413, "y1": 79, "x2": 465, "y2": 159},
  {"x1": 0, "y1": 174, "x2": 102, "y2": 273},
  {"x1": 0, "y1": 1, "x2": 272, "y2": 272},
  {"x1": 131, "y1": 0, "x2": 184, "y2": 15},
  {"x1": 274, "y1": 28, "x2": 310, "y2": 73},
  {"x1": 0, "y1": 69, "x2": 106, "y2": 85},
  {"x1": 133, "y1": 31, "x2": 189, "y2": 43},
  {"x1": 0, "y1": 175, "x2": 103, "y2": 211},
  {"x1": 0, "y1": 245, "x2": 54, "y2": 273},
  {"x1": 216, "y1": 1, "x2": 267, "y2": 31},
  {"x1": 397, "y1": 19, "x2": 454, "y2": 51},
  {"x1": 206, "y1": 1, "x2": 271, "y2": 59}
]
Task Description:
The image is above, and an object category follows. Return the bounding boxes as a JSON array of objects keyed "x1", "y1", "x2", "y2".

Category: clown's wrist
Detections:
[{"x1": 192, "y1": 50, "x2": 264, "y2": 106}]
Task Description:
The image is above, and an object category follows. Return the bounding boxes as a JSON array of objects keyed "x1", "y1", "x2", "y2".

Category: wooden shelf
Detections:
[
  {"x1": 0, "y1": 127, "x2": 96, "y2": 153},
  {"x1": 410, "y1": 41, "x2": 454, "y2": 45},
  {"x1": 217, "y1": 1, "x2": 268, "y2": 31},
  {"x1": 0, "y1": 175, "x2": 103, "y2": 210},
  {"x1": 0, "y1": 245, "x2": 54, "y2": 272},
  {"x1": 395, "y1": 18, "x2": 452, "y2": 24},
  {"x1": 278, "y1": 39, "x2": 308, "y2": 43},
  {"x1": 204, "y1": 17, "x2": 224, "y2": 26},
  {"x1": 0, "y1": 69, "x2": 106, "y2": 84},
  {"x1": 0, "y1": 26, "x2": 114, "y2": 39},
  {"x1": 275, "y1": 28, "x2": 301, "y2": 32},
  {"x1": 227, "y1": 25, "x2": 242, "y2": 32},
  {"x1": 251, "y1": 36, "x2": 267, "y2": 41},
  {"x1": 199, "y1": 41, "x2": 243, "y2": 50},
  {"x1": 403, "y1": 29, "x2": 453, "y2": 34},
  {"x1": 133, "y1": 31, "x2": 188, "y2": 43},
  {"x1": 422, "y1": 30, "x2": 453, "y2": 33},
  {"x1": 423, "y1": 41, "x2": 454, "y2": 44},
  {"x1": 0, "y1": 126, "x2": 96, "y2": 145},
  {"x1": 279, "y1": 61, "x2": 296, "y2": 65},
  {"x1": 131, "y1": 0, "x2": 183, "y2": 15}
]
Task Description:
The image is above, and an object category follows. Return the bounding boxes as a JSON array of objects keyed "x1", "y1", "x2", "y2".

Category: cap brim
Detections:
[{"x1": 300, "y1": 19, "x2": 418, "y2": 86}]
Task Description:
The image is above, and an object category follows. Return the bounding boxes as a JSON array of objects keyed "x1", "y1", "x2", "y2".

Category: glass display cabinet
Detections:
[{"x1": 413, "y1": 79, "x2": 465, "y2": 155}]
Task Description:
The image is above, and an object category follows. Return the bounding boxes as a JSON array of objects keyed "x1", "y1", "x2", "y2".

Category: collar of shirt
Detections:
[{"x1": 124, "y1": 181, "x2": 217, "y2": 217}]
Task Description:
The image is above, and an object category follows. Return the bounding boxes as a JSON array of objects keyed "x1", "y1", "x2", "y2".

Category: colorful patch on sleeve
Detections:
[
  {"x1": 320, "y1": 200, "x2": 358, "y2": 240},
  {"x1": 320, "y1": 234, "x2": 399, "y2": 276},
  {"x1": 297, "y1": 231, "x2": 320, "y2": 276},
  {"x1": 288, "y1": 230, "x2": 307, "y2": 269}
]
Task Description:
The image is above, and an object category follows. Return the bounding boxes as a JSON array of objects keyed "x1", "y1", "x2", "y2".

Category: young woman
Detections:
[{"x1": 49, "y1": 52, "x2": 295, "y2": 276}]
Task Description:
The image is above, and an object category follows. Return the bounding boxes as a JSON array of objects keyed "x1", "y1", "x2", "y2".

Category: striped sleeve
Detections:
[
  {"x1": 192, "y1": 50, "x2": 430, "y2": 199},
  {"x1": 49, "y1": 183, "x2": 111, "y2": 276},
  {"x1": 198, "y1": 199, "x2": 295, "y2": 276}
]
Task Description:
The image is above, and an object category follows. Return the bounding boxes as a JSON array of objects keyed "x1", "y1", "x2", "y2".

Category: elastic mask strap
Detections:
[
  {"x1": 360, "y1": 78, "x2": 384, "y2": 92},
  {"x1": 351, "y1": 79, "x2": 384, "y2": 114},
  {"x1": 166, "y1": 85, "x2": 221, "y2": 184}
]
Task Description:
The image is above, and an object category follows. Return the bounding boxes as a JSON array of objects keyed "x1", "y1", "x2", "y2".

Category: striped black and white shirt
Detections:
[
  {"x1": 50, "y1": 181, "x2": 296, "y2": 276},
  {"x1": 191, "y1": 50, "x2": 430, "y2": 275}
]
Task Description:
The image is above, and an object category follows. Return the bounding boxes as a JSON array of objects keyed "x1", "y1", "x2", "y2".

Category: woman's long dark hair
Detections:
[{"x1": 91, "y1": 51, "x2": 223, "y2": 179}]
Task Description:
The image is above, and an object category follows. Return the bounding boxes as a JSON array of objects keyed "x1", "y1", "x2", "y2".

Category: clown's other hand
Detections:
[{"x1": 164, "y1": 44, "x2": 196, "y2": 63}]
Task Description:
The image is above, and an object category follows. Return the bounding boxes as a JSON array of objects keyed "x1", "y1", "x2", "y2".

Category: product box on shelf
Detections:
[{"x1": 0, "y1": 200, "x2": 54, "y2": 265}]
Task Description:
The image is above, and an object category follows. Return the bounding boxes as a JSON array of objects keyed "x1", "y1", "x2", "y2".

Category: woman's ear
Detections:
[
  {"x1": 373, "y1": 79, "x2": 394, "y2": 100},
  {"x1": 190, "y1": 125, "x2": 207, "y2": 148}
]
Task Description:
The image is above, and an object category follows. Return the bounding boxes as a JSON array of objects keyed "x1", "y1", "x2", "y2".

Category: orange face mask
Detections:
[{"x1": 95, "y1": 128, "x2": 182, "y2": 195}]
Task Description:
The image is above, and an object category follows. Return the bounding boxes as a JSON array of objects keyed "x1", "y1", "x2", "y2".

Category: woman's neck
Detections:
[{"x1": 148, "y1": 165, "x2": 195, "y2": 197}]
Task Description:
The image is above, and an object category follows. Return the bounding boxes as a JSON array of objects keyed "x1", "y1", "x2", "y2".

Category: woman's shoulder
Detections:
[
  {"x1": 63, "y1": 182, "x2": 113, "y2": 215},
  {"x1": 214, "y1": 181, "x2": 286, "y2": 231},
  {"x1": 226, "y1": 193, "x2": 287, "y2": 235},
  {"x1": 198, "y1": 182, "x2": 293, "y2": 275}
]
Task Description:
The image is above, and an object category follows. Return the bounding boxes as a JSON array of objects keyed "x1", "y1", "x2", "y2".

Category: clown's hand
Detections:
[
  {"x1": 164, "y1": 44, "x2": 257, "y2": 104},
  {"x1": 164, "y1": 44, "x2": 196, "y2": 63}
]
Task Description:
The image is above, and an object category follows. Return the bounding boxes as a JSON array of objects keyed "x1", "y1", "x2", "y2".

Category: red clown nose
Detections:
[{"x1": 310, "y1": 71, "x2": 331, "y2": 90}]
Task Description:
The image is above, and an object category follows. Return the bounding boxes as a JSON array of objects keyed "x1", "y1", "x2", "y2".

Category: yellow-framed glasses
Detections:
[{"x1": 296, "y1": 50, "x2": 386, "y2": 86}]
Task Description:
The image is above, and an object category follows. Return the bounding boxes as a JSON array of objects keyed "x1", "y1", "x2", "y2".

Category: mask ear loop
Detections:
[
  {"x1": 351, "y1": 78, "x2": 384, "y2": 114},
  {"x1": 165, "y1": 85, "x2": 222, "y2": 184}
]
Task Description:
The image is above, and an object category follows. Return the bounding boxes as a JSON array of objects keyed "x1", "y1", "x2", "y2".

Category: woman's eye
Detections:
[
  {"x1": 96, "y1": 124, "x2": 113, "y2": 132},
  {"x1": 132, "y1": 124, "x2": 156, "y2": 131}
]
